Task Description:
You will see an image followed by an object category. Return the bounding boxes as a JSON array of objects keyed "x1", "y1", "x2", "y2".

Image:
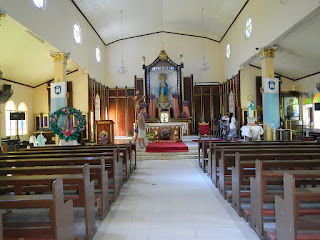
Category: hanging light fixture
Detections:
[
  {"x1": 118, "y1": 10, "x2": 128, "y2": 74},
  {"x1": 199, "y1": 8, "x2": 210, "y2": 72}
]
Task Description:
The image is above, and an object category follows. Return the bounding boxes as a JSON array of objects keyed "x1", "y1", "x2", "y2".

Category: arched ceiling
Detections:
[{"x1": 73, "y1": 0, "x2": 248, "y2": 44}]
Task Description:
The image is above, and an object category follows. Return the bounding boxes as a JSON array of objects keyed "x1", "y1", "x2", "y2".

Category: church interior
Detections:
[{"x1": 0, "y1": 0, "x2": 320, "y2": 239}]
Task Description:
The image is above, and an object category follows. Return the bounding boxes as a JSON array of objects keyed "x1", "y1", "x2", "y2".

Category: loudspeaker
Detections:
[{"x1": 10, "y1": 112, "x2": 25, "y2": 120}]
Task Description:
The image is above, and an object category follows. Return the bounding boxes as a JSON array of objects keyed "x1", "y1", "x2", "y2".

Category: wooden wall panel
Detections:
[
  {"x1": 107, "y1": 87, "x2": 135, "y2": 137},
  {"x1": 117, "y1": 98, "x2": 126, "y2": 136},
  {"x1": 109, "y1": 98, "x2": 117, "y2": 129}
]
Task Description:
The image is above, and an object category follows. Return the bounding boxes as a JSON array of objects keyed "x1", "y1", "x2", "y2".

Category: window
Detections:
[
  {"x1": 18, "y1": 102, "x2": 28, "y2": 135},
  {"x1": 5, "y1": 100, "x2": 17, "y2": 137},
  {"x1": 313, "y1": 93, "x2": 320, "y2": 129},
  {"x1": 96, "y1": 46, "x2": 101, "y2": 63},
  {"x1": 73, "y1": 23, "x2": 82, "y2": 44},
  {"x1": 245, "y1": 18, "x2": 253, "y2": 38},
  {"x1": 226, "y1": 44, "x2": 231, "y2": 59},
  {"x1": 32, "y1": 0, "x2": 46, "y2": 10}
]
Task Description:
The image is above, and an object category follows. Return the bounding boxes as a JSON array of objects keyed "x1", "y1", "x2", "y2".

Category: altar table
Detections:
[
  {"x1": 145, "y1": 122, "x2": 188, "y2": 141},
  {"x1": 240, "y1": 125, "x2": 264, "y2": 140}
]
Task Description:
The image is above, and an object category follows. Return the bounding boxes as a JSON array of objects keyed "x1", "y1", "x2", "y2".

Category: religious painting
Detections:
[
  {"x1": 284, "y1": 97, "x2": 299, "y2": 120},
  {"x1": 143, "y1": 49, "x2": 184, "y2": 109}
]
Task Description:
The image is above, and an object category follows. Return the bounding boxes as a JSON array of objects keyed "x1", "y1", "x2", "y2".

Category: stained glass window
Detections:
[
  {"x1": 226, "y1": 44, "x2": 231, "y2": 59},
  {"x1": 245, "y1": 18, "x2": 253, "y2": 38},
  {"x1": 73, "y1": 23, "x2": 82, "y2": 44}
]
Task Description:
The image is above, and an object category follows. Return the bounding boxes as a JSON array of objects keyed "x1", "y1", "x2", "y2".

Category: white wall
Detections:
[
  {"x1": 240, "y1": 65, "x2": 294, "y2": 108},
  {"x1": 220, "y1": 0, "x2": 320, "y2": 80},
  {"x1": 0, "y1": 0, "x2": 105, "y2": 83},
  {"x1": 0, "y1": 81, "x2": 34, "y2": 141},
  {"x1": 104, "y1": 32, "x2": 222, "y2": 88}
]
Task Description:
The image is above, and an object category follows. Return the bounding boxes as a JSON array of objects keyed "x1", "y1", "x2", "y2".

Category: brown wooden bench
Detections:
[
  {"x1": 232, "y1": 158, "x2": 320, "y2": 217},
  {"x1": 247, "y1": 161, "x2": 320, "y2": 238},
  {"x1": 0, "y1": 164, "x2": 96, "y2": 240},
  {"x1": 0, "y1": 153, "x2": 122, "y2": 201},
  {"x1": 27, "y1": 142, "x2": 136, "y2": 174},
  {"x1": 0, "y1": 159, "x2": 109, "y2": 219},
  {"x1": 3, "y1": 146, "x2": 129, "y2": 182},
  {"x1": 209, "y1": 142, "x2": 320, "y2": 186},
  {"x1": 0, "y1": 178, "x2": 74, "y2": 240},
  {"x1": 219, "y1": 151, "x2": 320, "y2": 198},
  {"x1": 274, "y1": 173, "x2": 320, "y2": 240},
  {"x1": 200, "y1": 140, "x2": 319, "y2": 172},
  {"x1": 24, "y1": 144, "x2": 134, "y2": 179}
]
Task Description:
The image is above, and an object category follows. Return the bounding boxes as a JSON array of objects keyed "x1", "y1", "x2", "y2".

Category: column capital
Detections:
[
  {"x1": 258, "y1": 48, "x2": 277, "y2": 59},
  {"x1": 50, "y1": 52, "x2": 68, "y2": 64}
]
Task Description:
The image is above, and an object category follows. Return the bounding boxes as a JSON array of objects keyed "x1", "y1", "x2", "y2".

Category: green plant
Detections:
[{"x1": 147, "y1": 132, "x2": 156, "y2": 142}]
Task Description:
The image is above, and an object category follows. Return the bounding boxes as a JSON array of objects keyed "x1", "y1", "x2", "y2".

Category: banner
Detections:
[
  {"x1": 263, "y1": 78, "x2": 280, "y2": 129},
  {"x1": 50, "y1": 82, "x2": 67, "y2": 114}
]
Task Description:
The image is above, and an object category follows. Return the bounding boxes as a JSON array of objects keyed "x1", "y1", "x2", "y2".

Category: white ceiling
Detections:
[
  {"x1": 250, "y1": 11, "x2": 320, "y2": 80},
  {"x1": 0, "y1": 15, "x2": 79, "y2": 87},
  {"x1": 73, "y1": 0, "x2": 248, "y2": 44}
]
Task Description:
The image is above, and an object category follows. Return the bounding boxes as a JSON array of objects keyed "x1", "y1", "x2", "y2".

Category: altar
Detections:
[{"x1": 146, "y1": 122, "x2": 188, "y2": 141}]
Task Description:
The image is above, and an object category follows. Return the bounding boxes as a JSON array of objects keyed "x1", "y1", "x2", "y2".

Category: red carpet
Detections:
[{"x1": 146, "y1": 142, "x2": 189, "y2": 153}]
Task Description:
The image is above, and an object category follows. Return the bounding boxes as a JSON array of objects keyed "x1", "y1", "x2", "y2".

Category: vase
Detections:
[
  {"x1": 149, "y1": 98, "x2": 156, "y2": 118},
  {"x1": 173, "y1": 98, "x2": 180, "y2": 118},
  {"x1": 182, "y1": 105, "x2": 190, "y2": 118}
]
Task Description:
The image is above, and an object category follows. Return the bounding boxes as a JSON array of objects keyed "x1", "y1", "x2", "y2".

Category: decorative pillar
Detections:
[
  {"x1": 258, "y1": 48, "x2": 280, "y2": 141},
  {"x1": 50, "y1": 52, "x2": 68, "y2": 145}
]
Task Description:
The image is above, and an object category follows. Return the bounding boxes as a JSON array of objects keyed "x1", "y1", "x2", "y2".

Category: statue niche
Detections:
[{"x1": 143, "y1": 49, "x2": 184, "y2": 120}]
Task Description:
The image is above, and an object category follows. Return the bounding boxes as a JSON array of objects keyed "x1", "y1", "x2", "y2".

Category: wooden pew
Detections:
[
  {"x1": 0, "y1": 164, "x2": 96, "y2": 240},
  {"x1": 248, "y1": 161, "x2": 320, "y2": 238},
  {"x1": 25, "y1": 142, "x2": 135, "y2": 179},
  {"x1": 202, "y1": 140, "x2": 319, "y2": 174},
  {"x1": 0, "y1": 178, "x2": 74, "y2": 240},
  {"x1": 0, "y1": 159, "x2": 109, "y2": 219},
  {"x1": 219, "y1": 151, "x2": 320, "y2": 198},
  {"x1": 274, "y1": 173, "x2": 320, "y2": 240},
  {"x1": 0, "y1": 153, "x2": 122, "y2": 201},
  {"x1": 232, "y1": 158, "x2": 320, "y2": 216},
  {"x1": 3, "y1": 146, "x2": 130, "y2": 182},
  {"x1": 209, "y1": 142, "x2": 320, "y2": 186}
]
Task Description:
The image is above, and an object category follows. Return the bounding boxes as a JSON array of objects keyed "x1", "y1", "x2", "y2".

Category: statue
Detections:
[
  {"x1": 158, "y1": 74, "x2": 169, "y2": 104},
  {"x1": 247, "y1": 96, "x2": 256, "y2": 125}
]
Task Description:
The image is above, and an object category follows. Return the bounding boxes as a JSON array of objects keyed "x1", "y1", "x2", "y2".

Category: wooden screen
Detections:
[
  {"x1": 183, "y1": 75, "x2": 193, "y2": 116},
  {"x1": 88, "y1": 77, "x2": 108, "y2": 142},
  {"x1": 107, "y1": 87, "x2": 135, "y2": 137},
  {"x1": 220, "y1": 72, "x2": 241, "y2": 129},
  {"x1": 192, "y1": 85, "x2": 220, "y2": 134}
]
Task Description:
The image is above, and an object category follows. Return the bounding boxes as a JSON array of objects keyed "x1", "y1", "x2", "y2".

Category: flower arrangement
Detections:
[
  {"x1": 140, "y1": 102, "x2": 147, "y2": 108},
  {"x1": 161, "y1": 107, "x2": 169, "y2": 111},
  {"x1": 149, "y1": 93, "x2": 156, "y2": 99},
  {"x1": 182, "y1": 100, "x2": 189, "y2": 106},
  {"x1": 179, "y1": 111, "x2": 187, "y2": 118},
  {"x1": 160, "y1": 129, "x2": 171, "y2": 140},
  {"x1": 172, "y1": 92, "x2": 179, "y2": 98},
  {"x1": 146, "y1": 132, "x2": 156, "y2": 142},
  {"x1": 143, "y1": 113, "x2": 148, "y2": 119},
  {"x1": 50, "y1": 107, "x2": 86, "y2": 142},
  {"x1": 134, "y1": 127, "x2": 139, "y2": 133}
]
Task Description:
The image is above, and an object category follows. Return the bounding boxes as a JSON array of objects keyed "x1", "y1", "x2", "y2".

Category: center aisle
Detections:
[{"x1": 93, "y1": 149, "x2": 259, "y2": 240}]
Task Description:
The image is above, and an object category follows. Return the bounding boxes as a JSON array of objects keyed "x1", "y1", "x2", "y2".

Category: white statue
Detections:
[{"x1": 247, "y1": 96, "x2": 256, "y2": 125}]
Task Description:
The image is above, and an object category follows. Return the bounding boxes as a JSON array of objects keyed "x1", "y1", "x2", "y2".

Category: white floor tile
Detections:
[{"x1": 93, "y1": 149, "x2": 259, "y2": 240}]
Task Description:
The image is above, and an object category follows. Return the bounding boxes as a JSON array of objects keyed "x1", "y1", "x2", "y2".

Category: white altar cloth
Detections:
[{"x1": 240, "y1": 125, "x2": 264, "y2": 139}]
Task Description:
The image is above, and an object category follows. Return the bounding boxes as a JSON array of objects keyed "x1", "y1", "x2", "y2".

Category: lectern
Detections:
[{"x1": 95, "y1": 120, "x2": 115, "y2": 144}]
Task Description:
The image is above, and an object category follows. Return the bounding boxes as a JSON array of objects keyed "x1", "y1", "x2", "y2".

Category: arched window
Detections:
[
  {"x1": 313, "y1": 93, "x2": 320, "y2": 129},
  {"x1": 5, "y1": 100, "x2": 17, "y2": 137},
  {"x1": 18, "y1": 102, "x2": 28, "y2": 135}
]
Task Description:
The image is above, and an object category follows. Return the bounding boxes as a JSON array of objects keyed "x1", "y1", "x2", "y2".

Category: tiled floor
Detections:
[{"x1": 93, "y1": 158, "x2": 259, "y2": 240}]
